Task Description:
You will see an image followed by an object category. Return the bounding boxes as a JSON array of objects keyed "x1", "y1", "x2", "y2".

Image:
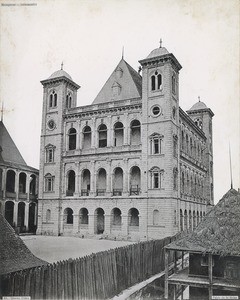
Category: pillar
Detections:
[
  {"x1": 123, "y1": 159, "x2": 128, "y2": 196},
  {"x1": 208, "y1": 254, "x2": 213, "y2": 300},
  {"x1": 24, "y1": 202, "x2": 29, "y2": 231},
  {"x1": 15, "y1": 171, "x2": 19, "y2": 201},
  {"x1": 13, "y1": 201, "x2": 18, "y2": 227},
  {"x1": 2, "y1": 168, "x2": 6, "y2": 199},
  {"x1": 77, "y1": 120, "x2": 81, "y2": 149},
  {"x1": 91, "y1": 117, "x2": 96, "y2": 148},
  {"x1": 106, "y1": 159, "x2": 111, "y2": 196},
  {"x1": 26, "y1": 174, "x2": 30, "y2": 200},
  {"x1": 90, "y1": 162, "x2": 95, "y2": 196},
  {"x1": 104, "y1": 214, "x2": 111, "y2": 235},
  {"x1": 121, "y1": 215, "x2": 128, "y2": 237},
  {"x1": 73, "y1": 214, "x2": 79, "y2": 234},
  {"x1": 88, "y1": 214, "x2": 95, "y2": 234},
  {"x1": 164, "y1": 248, "x2": 169, "y2": 299}
]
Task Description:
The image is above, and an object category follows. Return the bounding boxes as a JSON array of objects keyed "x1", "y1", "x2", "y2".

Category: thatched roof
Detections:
[
  {"x1": 166, "y1": 189, "x2": 240, "y2": 256},
  {"x1": 0, "y1": 212, "x2": 47, "y2": 275}
]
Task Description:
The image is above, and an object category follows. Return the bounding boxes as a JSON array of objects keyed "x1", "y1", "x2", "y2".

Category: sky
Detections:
[{"x1": 0, "y1": 0, "x2": 239, "y2": 203}]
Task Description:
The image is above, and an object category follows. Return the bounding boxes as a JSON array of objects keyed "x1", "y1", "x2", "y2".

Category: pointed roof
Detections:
[
  {"x1": 92, "y1": 59, "x2": 142, "y2": 105},
  {"x1": 166, "y1": 189, "x2": 240, "y2": 256},
  {"x1": 0, "y1": 212, "x2": 47, "y2": 275},
  {"x1": 0, "y1": 121, "x2": 26, "y2": 165}
]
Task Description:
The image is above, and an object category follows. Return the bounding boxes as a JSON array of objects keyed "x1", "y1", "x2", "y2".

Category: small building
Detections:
[
  {"x1": 164, "y1": 189, "x2": 240, "y2": 300},
  {"x1": 0, "y1": 121, "x2": 39, "y2": 233}
]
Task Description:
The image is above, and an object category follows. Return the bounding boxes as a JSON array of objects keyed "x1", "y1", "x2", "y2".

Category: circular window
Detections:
[
  {"x1": 152, "y1": 105, "x2": 161, "y2": 116},
  {"x1": 47, "y1": 119, "x2": 55, "y2": 130}
]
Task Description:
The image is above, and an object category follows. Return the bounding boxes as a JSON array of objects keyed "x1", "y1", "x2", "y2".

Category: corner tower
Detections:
[
  {"x1": 139, "y1": 44, "x2": 182, "y2": 237},
  {"x1": 37, "y1": 67, "x2": 80, "y2": 235},
  {"x1": 187, "y1": 100, "x2": 214, "y2": 205}
]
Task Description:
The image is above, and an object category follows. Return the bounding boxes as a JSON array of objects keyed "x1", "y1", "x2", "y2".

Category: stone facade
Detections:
[{"x1": 37, "y1": 46, "x2": 214, "y2": 241}]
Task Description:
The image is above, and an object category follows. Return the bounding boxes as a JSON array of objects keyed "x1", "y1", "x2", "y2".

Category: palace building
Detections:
[{"x1": 37, "y1": 44, "x2": 214, "y2": 241}]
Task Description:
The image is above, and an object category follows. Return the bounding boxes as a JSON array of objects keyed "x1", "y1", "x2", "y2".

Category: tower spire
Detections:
[
  {"x1": 122, "y1": 46, "x2": 124, "y2": 59},
  {"x1": 1, "y1": 101, "x2": 4, "y2": 122},
  {"x1": 159, "y1": 38, "x2": 162, "y2": 48},
  {"x1": 61, "y1": 62, "x2": 63, "y2": 70},
  {"x1": 229, "y1": 142, "x2": 233, "y2": 189},
  {"x1": 198, "y1": 96, "x2": 200, "y2": 102}
]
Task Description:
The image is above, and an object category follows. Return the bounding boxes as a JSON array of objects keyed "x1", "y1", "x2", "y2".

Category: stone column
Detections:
[
  {"x1": 121, "y1": 214, "x2": 128, "y2": 237},
  {"x1": 123, "y1": 113, "x2": 129, "y2": 145},
  {"x1": 123, "y1": 159, "x2": 129, "y2": 196},
  {"x1": 73, "y1": 214, "x2": 79, "y2": 234},
  {"x1": 76, "y1": 120, "x2": 81, "y2": 150},
  {"x1": 106, "y1": 159, "x2": 111, "y2": 196},
  {"x1": 15, "y1": 171, "x2": 19, "y2": 201},
  {"x1": 104, "y1": 214, "x2": 111, "y2": 235},
  {"x1": 59, "y1": 213, "x2": 64, "y2": 235},
  {"x1": 26, "y1": 174, "x2": 30, "y2": 200},
  {"x1": 24, "y1": 202, "x2": 29, "y2": 231},
  {"x1": 88, "y1": 214, "x2": 95, "y2": 234},
  {"x1": 107, "y1": 116, "x2": 112, "y2": 147},
  {"x1": 13, "y1": 201, "x2": 18, "y2": 227},
  {"x1": 74, "y1": 162, "x2": 79, "y2": 196},
  {"x1": 90, "y1": 161, "x2": 95, "y2": 196},
  {"x1": 91, "y1": 117, "x2": 96, "y2": 148},
  {"x1": 2, "y1": 168, "x2": 7, "y2": 199}
]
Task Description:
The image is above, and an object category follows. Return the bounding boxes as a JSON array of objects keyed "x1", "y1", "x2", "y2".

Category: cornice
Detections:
[
  {"x1": 186, "y1": 107, "x2": 214, "y2": 117},
  {"x1": 40, "y1": 76, "x2": 80, "y2": 90},
  {"x1": 139, "y1": 53, "x2": 182, "y2": 71}
]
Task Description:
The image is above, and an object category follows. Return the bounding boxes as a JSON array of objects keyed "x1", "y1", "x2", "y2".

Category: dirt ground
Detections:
[{"x1": 21, "y1": 235, "x2": 132, "y2": 263}]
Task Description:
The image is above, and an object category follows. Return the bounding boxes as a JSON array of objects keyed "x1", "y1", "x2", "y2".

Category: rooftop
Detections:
[
  {"x1": 48, "y1": 69, "x2": 72, "y2": 81},
  {"x1": 147, "y1": 46, "x2": 169, "y2": 59},
  {"x1": 166, "y1": 189, "x2": 240, "y2": 256},
  {"x1": 189, "y1": 101, "x2": 208, "y2": 111}
]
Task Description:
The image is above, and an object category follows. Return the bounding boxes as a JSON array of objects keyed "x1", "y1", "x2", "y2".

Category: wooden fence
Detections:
[{"x1": 1, "y1": 236, "x2": 178, "y2": 299}]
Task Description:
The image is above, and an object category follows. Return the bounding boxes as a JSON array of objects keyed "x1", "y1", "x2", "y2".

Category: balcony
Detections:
[
  {"x1": 112, "y1": 189, "x2": 123, "y2": 196},
  {"x1": 130, "y1": 185, "x2": 141, "y2": 195},
  {"x1": 81, "y1": 189, "x2": 90, "y2": 196},
  {"x1": 6, "y1": 191, "x2": 16, "y2": 199},
  {"x1": 19, "y1": 193, "x2": 27, "y2": 199},
  {"x1": 96, "y1": 189, "x2": 106, "y2": 196},
  {"x1": 66, "y1": 190, "x2": 74, "y2": 196}
]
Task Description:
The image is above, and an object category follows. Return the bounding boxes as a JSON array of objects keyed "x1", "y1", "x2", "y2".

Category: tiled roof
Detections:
[
  {"x1": 0, "y1": 212, "x2": 47, "y2": 275},
  {"x1": 0, "y1": 121, "x2": 26, "y2": 165},
  {"x1": 166, "y1": 189, "x2": 240, "y2": 256}
]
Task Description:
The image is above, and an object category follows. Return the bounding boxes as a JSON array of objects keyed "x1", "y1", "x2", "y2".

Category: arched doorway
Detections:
[
  {"x1": 28, "y1": 202, "x2": 36, "y2": 233},
  {"x1": 5, "y1": 201, "x2": 14, "y2": 226},
  {"x1": 18, "y1": 202, "x2": 25, "y2": 232},
  {"x1": 95, "y1": 208, "x2": 105, "y2": 234}
]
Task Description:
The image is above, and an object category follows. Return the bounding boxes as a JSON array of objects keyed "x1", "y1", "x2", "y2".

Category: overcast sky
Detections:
[{"x1": 0, "y1": 0, "x2": 239, "y2": 202}]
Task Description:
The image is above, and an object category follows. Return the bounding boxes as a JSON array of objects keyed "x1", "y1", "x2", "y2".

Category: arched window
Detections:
[
  {"x1": 79, "y1": 208, "x2": 89, "y2": 225},
  {"x1": 151, "y1": 71, "x2": 162, "y2": 91},
  {"x1": 181, "y1": 172, "x2": 185, "y2": 193},
  {"x1": 150, "y1": 167, "x2": 163, "y2": 189},
  {"x1": 149, "y1": 133, "x2": 163, "y2": 154},
  {"x1": 111, "y1": 208, "x2": 122, "y2": 226},
  {"x1": 5, "y1": 201, "x2": 14, "y2": 226},
  {"x1": 49, "y1": 90, "x2": 57, "y2": 108},
  {"x1": 181, "y1": 131, "x2": 185, "y2": 151},
  {"x1": 66, "y1": 92, "x2": 72, "y2": 109},
  {"x1": 151, "y1": 75, "x2": 155, "y2": 91},
  {"x1": 180, "y1": 209, "x2": 183, "y2": 231},
  {"x1": 64, "y1": 208, "x2": 73, "y2": 224},
  {"x1": 113, "y1": 167, "x2": 123, "y2": 196},
  {"x1": 19, "y1": 172, "x2": 26, "y2": 194},
  {"x1": 30, "y1": 174, "x2": 37, "y2": 195},
  {"x1": 173, "y1": 168, "x2": 178, "y2": 190},
  {"x1": 45, "y1": 173, "x2": 54, "y2": 192},
  {"x1": 6, "y1": 170, "x2": 15, "y2": 193},
  {"x1": 172, "y1": 74, "x2": 176, "y2": 94},
  {"x1": 114, "y1": 122, "x2": 124, "y2": 146},
  {"x1": 46, "y1": 209, "x2": 51, "y2": 222},
  {"x1": 130, "y1": 166, "x2": 141, "y2": 195},
  {"x1": 83, "y1": 126, "x2": 91, "y2": 149},
  {"x1": 189, "y1": 210, "x2": 192, "y2": 230},
  {"x1": 97, "y1": 168, "x2": 106, "y2": 196},
  {"x1": 184, "y1": 210, "x2": 188, "y2": 230},
  {"x1": 173, "y1": 135, "x2": 178, "y2": 157},
  {"x1": 193, "y1": 211, "x2": 196, "y2": 229},
  {"x1": 129, "y1": 208, "x2": 139, "y2": 227},
  {"x1": 186, "y1": 134, "x2": 189, "y2": 154},
  {"x1": 130, "y1": 120, "x2": 141, "y2": 145},
  {"x1": 81, "y1": 169, "x2": 90, "y2": 196},
  {"x1": 67, "y1": 170, "x2": 75, "y2": 196},
  {"x1": 98, "y1": 124, "x2": 107, "y2": 148},
  {"x1": 68, "y1": 128, "x2": 77, "y2": 150},
  {"x1": 153, "y1": 209, "x2": 160, "y2": 225},
  {"x1": 45, "y1": 144, "x2": 55, "y2": 163}
]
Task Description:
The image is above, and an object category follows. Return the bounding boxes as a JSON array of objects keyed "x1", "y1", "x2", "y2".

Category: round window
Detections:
[
  {"x1": 152, "y1": 106, "x2": 161, "y2": 116},
  {"x1": 47, "y1": 119, "x2": 55, "y2": 130}
]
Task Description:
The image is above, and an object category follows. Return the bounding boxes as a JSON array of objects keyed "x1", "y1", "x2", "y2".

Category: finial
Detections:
[
  {"x1": 61, "y1": 62, "x2": 63, "y2": 70},
  {"x1": 159, "y1": 38, "x2": 162, "y2": 48},
  {"x1": 229, "y1": 142, "x2": 233, "y2": 189},
  {"x1": 198, "y1": 96, "x2": 200, "y2": 102},
  {"x1": 122, "y1": 46, "x2": 124, "y2": 59}
]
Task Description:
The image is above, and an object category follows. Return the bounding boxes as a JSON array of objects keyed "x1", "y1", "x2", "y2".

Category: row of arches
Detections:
[
  {"x1": 180, "y1": 128, "x2": 204, "y2": 162},
  {"x1": 180, "y1": 168, "x2": 205, "y2": 199},
  {"x1": 4, "y1": 201, "x2": 37, "y2": 233},
  {"x1": 179, "y1": 209, "x2": 205, "y2": 231},
  {"x1": 64, "y1": 166, "x2": 141, "y2": 196},
  {"x1": 1, "y1": 169, "x2": 37, "y2": 195},
  {"x1": 68, "y1": 119, "x2": 141, "y2": 151},
  {"x1": 61, "y1": 207, "x2": 140, "y2": 235}
]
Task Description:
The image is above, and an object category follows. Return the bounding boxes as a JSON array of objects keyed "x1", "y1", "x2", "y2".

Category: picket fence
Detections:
[{"x1": 2, "y1": 236, "x2": 177, "y2": 299}]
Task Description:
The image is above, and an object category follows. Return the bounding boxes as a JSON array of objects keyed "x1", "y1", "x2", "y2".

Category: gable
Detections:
[
  {"x1": 92, "y1": 59, "x2": 142, "y2": 105},
  {"x1": 0, "y1": 121, "x2": 26, "y2": 165}
]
